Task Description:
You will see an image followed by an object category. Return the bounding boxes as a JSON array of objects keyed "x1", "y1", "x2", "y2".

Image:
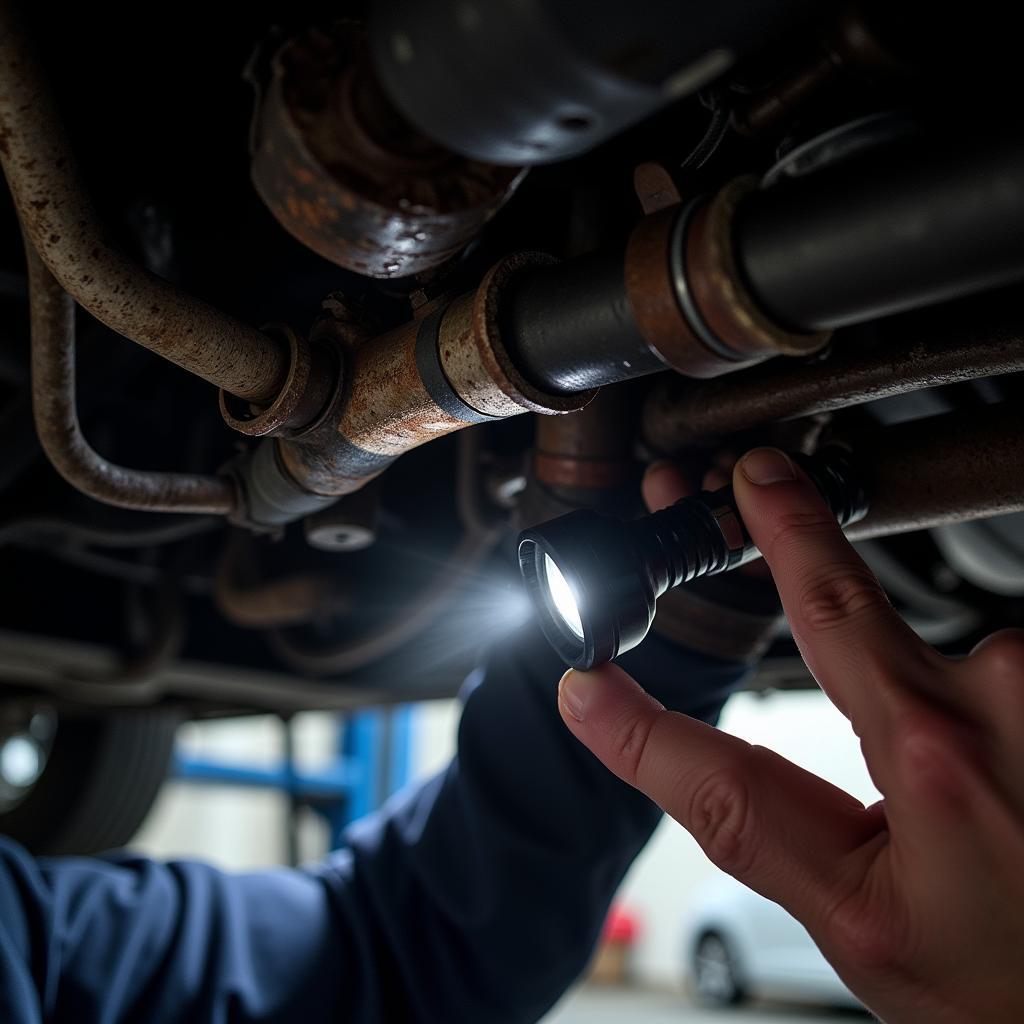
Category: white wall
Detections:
[
  {"x1": 407, "y1": 698, "x2": 461, "y2": 779},
  {"x1": 133, "y1": 713, "x2": 334, "y2": 869}
]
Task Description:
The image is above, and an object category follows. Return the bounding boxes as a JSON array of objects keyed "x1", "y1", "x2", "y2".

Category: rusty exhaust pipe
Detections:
[
  {"x1": 25, "y1": 241, "x2": 238, "y2": 515},
  {"x1": 643, "y1": 309, "x2": 1024, "y2": 452},
  {"x1": 237, "y1": 254, "x2": 595, "y2": 527},
  {"x1": 0, "y1": 1, "x2": 288, "y2": 406},
  {"x1": 214, "y1": 531, "x2": 347, "y2": 628},
  {"x1": 846, "y1": 403, "x2": 1024, "y2": 541}
]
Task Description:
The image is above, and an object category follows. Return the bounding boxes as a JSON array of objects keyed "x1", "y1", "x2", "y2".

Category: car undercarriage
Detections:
[{"x1": 1, "y1": 0, "x2": 1022, "y2": 851}]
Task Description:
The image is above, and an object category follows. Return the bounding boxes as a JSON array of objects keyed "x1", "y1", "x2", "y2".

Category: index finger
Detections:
[
  {"x1": 732, "y1": 448, "x2": 939, "y2": 732},
  {"x1": 557, "y1": 664, "x2": 882, "y2": 933}
]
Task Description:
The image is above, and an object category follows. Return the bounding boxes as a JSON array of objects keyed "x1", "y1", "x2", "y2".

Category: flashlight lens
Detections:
[{"x1": 544, "y1": 553, "x2": 583, "y2": 639}]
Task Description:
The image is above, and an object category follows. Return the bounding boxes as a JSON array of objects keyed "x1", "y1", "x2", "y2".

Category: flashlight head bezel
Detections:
[{"x1": 518, "y1": 509, "x2": 657, "y2": 670}]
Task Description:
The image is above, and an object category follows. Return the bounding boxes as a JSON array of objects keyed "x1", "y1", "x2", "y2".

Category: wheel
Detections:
[
  {"x1": 0, "y1": 709, "x2": 178, "y2": 855},
  {"x1": 692, "y1": 930, "x2": 746, "y2": 1006}
]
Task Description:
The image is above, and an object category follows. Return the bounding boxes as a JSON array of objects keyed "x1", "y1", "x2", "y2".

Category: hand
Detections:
[
  {"x1": 641, "y1": 457, "x2": 729, "y2": 508},
  {"x1": 558, "y1": 447, "x2": 1024, "y2": 1023}
]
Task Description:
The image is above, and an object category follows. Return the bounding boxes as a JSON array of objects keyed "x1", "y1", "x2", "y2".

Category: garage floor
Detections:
[{"x1": 543, "y1": 985, "x2": 870, "y2": 1023}]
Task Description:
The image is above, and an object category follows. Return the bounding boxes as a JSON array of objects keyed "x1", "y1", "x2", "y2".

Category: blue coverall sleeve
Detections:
[{"x1": 0, "y1": 625, "x2": 749, "y2": 1024}]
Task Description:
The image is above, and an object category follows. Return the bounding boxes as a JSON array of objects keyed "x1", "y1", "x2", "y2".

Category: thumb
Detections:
[{"x1": 558, "y1": 664, "x2": 884, "y2": 927}]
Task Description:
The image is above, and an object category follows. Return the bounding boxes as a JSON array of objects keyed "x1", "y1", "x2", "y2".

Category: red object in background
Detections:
[{"x1": 602, "y1": 905, "x2": 639, "y2": 946}]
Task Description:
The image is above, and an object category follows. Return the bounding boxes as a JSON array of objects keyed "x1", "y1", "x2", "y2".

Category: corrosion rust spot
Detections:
[{"x1": 250, "y1": 24, "x2": 522, "y2": 279}]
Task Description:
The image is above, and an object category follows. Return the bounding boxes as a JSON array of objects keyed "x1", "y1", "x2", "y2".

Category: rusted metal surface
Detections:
[
  {"x1": 439, "y1": 292, "x2": 527, "y2": 418},
  {"x1": 25, "y1": 242, "x2": 237, "y2": 515},
  {"x1": 278, "y1": 310, "x2": 476, "y2": 497},
  {"x1": 335, "y1": 317, "x2": 470, "y2": 457},
  {"x1": 250, "y1": 26, "x2": 524, "y2": 279},
  {"x1": 278, "y1": 255, "x2": 592, "y2": 502},
  {"x1": 219, "y1": 323, "x2": 336, "y2": 438},
  {"x1": 632, "y1": 162, "x2": 682, "y2": 215},
  {"x1": 214, "y1": 532, "x2": 347, "y2": 628},
  {"x1": 847, "y1": 403, "x2": 1024, "y2": 540},
  {"x1": 685, "y1": 179, "x2": 829, "y2": 363},
  {"x1": 644, "y1": 316, "x2": 1024, "y2": 451},
  {"x1": 623, "y1": 183, "x2": 826, "y2": 381},
  {"x1": 440, "y1": 254, "x2": 591, "y2": 416},
  {"x1": 623, "y1": 206, "x2": 708, "y2": 374},
  {"x1": 534, "y1": 388, "x2": 634, "y2": 490},
  {"x1": 732, "y1": 51, "x2": 844, "y2": 139},
  {"x1": 216, "y1": 572, "x2": 345, "y2": 628},
  {"x1": 0, "y1": 3, "x2": 288, "y2": 404}
]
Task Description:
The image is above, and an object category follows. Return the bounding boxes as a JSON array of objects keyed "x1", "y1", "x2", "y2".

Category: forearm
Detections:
[{"x1": 0, "y1": 624, "x2": 747, "y2": 1024}]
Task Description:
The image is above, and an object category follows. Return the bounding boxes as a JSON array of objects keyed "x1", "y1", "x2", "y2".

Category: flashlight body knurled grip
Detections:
[
  {"x1": 637, "y1": 446, "x2": 869, "y2": 597},
  {"x1": 516, "y1": 444, "x2": 869, "y2": 671}
]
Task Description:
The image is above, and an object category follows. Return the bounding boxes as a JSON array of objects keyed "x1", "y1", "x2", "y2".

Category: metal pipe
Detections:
[
  {"x1": 643, "y1": 311, "x2": 1024, "y2": 451},
  {"x1": 239, "y1": 140, "x2": 1022, "y2": 526},
  {"x1": 215, "y1": 574, "x2": 344, "y2": 629},
  {"x1": 25, "y1": 241, "x2": 238, "y2": 515},
  {"x1": 846, "y1": 403, "x2": 1024, "y2": 541},
  {"x1": 27, "y1": 546, "x2": 213, "y2": 595},
  {"x1": 0, "y1": 2, "x2": 288, "y2": 405},
  {"x1": 533, "y1": 387, "x2": 635, "y2": 492},
  {"x1": 214, "y1": 532, "x2": 348, "y2": 629},
  {"x1": 240, "y1": 255, "x2": 594, "y2": 528},
  {"x1": 504, "y1": 137, "x2": 1024, "y2": 393},
  {"x1": 0, "y1": 627, "x2": 413, "y2": 710},
  {"x1": 738, "y1": 136, "x2": 1024, "y2": 332},
  {"x1": 268, "y1": 527, "x2": 499, "y2": 676},
  {"x1": 502, "y1": 249, "x2": 661, "y2": 393},
  {"x1": 0, "y1": 514, "x2": 220, "y2": 550}
]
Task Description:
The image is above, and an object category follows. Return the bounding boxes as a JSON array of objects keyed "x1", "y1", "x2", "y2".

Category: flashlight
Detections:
[{"x1": 518, "y1": 447, "x2": 868, "y2": 669}]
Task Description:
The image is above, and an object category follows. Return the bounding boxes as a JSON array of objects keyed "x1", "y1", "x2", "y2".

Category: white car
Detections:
[{"x1": 682, "y1": 873, "x2": 863, "y2": 1010}]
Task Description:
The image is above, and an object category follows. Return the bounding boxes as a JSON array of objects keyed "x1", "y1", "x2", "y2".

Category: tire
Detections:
[
  {"x1": 0, "y1": 710, "x2": 178, "y2": 855},
  {"x1": 692, "y1": 930, "x2": 746, "y2": 1007}
]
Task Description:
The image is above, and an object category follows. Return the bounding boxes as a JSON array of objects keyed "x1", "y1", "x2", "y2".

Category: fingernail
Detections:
[
  {"x1": 558, "y1": 669, "x2": 587, "y2": 721},
  {"x1": 740, "y1": 447, "x2": 795, "y2": 485}
]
